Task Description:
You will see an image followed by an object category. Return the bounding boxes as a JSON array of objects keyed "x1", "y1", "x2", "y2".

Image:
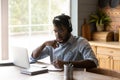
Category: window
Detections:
[{"x1": 0, "y1": 0, "x2": 70, "y2": 60}]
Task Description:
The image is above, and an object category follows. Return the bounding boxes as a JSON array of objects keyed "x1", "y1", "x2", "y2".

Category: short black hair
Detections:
[{"x1": 53, "y1": 14, "x2": 72, "y2": 32}]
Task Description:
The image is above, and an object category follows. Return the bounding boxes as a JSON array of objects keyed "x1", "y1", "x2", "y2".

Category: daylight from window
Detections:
[{"x1": 8, "y1": 0, "x2": 70, "y2": 59}]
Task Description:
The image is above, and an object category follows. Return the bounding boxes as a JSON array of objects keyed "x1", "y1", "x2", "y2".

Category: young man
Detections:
[{"x1": 30, "y1": 14, "x2": 98, "y2": 69}]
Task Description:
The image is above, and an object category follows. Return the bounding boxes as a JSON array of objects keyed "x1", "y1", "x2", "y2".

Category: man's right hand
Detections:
[{"x1": 44, "y1": 40, "x2": 58, "y2": 49}]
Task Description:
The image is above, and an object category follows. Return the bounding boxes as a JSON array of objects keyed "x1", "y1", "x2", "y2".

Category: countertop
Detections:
[{"x1": 89, "y1": 41, "x2": 120, "y2": 49}]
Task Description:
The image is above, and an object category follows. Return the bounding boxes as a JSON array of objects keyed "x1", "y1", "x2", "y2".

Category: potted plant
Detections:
[{"x1": 89, "y1": 9, "x2": 111, "y2": 31}]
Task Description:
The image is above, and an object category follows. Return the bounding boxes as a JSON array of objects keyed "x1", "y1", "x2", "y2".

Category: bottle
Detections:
[
  {"x1": 114, "y1": 26, "x2": 119, "y2": 41},
  {"x1": 114, "y1": 30, "x2": 119, "y2": 41},
  {"x1": 81, "y1": 18, "x2": 91, "y2": 41}
]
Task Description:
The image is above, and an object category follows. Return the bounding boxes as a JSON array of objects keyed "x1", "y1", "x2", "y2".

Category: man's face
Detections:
[{"x1": 53, "y1": 26, "x2": 71, "y2": 43}]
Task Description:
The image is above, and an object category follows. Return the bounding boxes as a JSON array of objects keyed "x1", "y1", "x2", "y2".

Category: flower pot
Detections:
[{"x1": 96, "y1": 25, "x2": 104, "y2": 31}]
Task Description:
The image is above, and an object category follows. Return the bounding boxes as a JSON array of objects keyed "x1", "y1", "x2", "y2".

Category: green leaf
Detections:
[
  {"x1": 89, "y1": 9, "x2": 111, "y2": 27},
  {"x1": 89, "y1": 20, "x2": 96, "y2": 23},
  {"x1": 90, "y1": 15, "x2": 98, "y2": 19}
]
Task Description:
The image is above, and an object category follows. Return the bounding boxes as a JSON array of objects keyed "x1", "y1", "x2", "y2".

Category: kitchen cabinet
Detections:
[
  {"x1": 112, "y1": 56, "x2": 120, "y2": 71},
  {"x1": 97, "y1": 54, "x2": 112, "y2": 70},
  {"x1": 89, "y1": 41, "x2": 120, "y2": 71}
]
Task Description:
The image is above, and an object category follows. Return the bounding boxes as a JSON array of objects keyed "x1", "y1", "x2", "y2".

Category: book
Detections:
[{"x1": 0, "y1": 60, "x2": 14, "y2": 66}]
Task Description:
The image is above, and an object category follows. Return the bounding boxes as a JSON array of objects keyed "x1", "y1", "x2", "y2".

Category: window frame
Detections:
[
  {"x1": 0, "y1": 0, "x2": 9, "y2": 60},
  {"x1": 0, "y1": 0, "x2": 71, "y2": 60}
]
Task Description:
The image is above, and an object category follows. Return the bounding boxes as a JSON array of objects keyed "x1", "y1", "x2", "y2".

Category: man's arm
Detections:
[
  {"x1": 52, "y1": 59, "x2": 97, "y2": 69},
  {"x1": 32, "y1": 43, "x2": 46, "y2": 58},
  {"x1": 70, "y1": 60, "x2": 97, "y2": 68},
  {"x1": 32, "y1": 40, "x2": 58, "y2": 59}
]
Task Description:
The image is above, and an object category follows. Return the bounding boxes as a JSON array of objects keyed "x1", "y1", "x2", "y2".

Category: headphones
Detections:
[
  {"x1": 53, "y1": 14, "x2": 73, "y2": 32},
  {"x1": 68, "y1": 18, "x2": 72, "y2": 32}
]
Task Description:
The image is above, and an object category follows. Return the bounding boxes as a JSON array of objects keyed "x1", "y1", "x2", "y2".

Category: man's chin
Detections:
[
  {"x1": 58, "y1": 41, "x2": 63, "y2": 43},
  {"x1": 57, "y1": 40, "x2": 64, "y2": 43},
  {"x1": 56, "y1": 39, "x2": 62, "y2": 42}
]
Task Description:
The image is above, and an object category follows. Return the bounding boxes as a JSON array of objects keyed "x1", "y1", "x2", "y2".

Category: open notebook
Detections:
[{"x1": 12, "y1": 46, "x2": 62, "y2": 75}]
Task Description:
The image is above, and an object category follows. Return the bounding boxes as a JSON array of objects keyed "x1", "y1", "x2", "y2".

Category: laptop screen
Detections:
[{"x1": 12, "y1": 46, "x2": 30, "y2": 69}]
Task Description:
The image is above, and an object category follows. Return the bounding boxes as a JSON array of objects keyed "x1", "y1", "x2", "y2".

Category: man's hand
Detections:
[
  {"x1": 44, "y1": 40, "x2": 58, "y2": 49},
  {"x1": 52, "y1": 59, "x2": 64, "y2": 68}
]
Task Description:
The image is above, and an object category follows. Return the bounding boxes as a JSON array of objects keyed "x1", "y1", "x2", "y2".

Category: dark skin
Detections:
[{"x1": 32, "y1": 25, "x2": 97, "y2": 69}]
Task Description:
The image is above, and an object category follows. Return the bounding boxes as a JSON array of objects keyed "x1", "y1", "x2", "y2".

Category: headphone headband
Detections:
[{"x1": 53, "y1": 14, "x2": 72, "y2": 32}]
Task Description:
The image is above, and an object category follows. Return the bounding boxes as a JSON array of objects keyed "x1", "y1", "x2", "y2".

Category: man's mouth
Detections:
[{"x1": 56, "y1": 38, "x2": 63, "y2": 42}]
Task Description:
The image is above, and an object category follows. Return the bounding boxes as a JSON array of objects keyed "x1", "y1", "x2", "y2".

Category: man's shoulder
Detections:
[
  {"x1": 73, "y1": 36, "x2": 89, "y2": 44},
  {"x1": 73, "y1": 36, "x2": 86, "y2": 41}
]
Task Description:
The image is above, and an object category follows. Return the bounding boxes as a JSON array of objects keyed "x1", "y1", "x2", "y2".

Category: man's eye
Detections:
[
  {"x1": 53, "y1": 29, "x2": 65, "y2": 34},
  {"x1": 54, "y1": 31, "x2": 57, "y2": 33},
  {"x1": 58, "y1": 30, "x2": 63, "y2": 33}
]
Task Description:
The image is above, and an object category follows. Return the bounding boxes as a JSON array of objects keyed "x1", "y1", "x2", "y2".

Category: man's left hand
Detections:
[{"x1": 52, "y1": 59, "x2": 64, "y2": 68}]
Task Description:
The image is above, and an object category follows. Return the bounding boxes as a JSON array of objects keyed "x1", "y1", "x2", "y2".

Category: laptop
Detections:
[{"x1": 12, "y1": 46, "x2": 48, "y2": 75}]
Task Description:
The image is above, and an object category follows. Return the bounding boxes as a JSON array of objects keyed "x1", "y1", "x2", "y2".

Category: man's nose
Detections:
[
  {"x1": 56, "y1": 32, "x2": 61, "y2": 35},
  {"x1": 56, "y1": 33, "x2": 61, "y2": 37}
]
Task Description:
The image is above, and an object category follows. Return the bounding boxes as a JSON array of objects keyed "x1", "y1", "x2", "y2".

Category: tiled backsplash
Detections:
[{"x1": 104, "y1": 5, "x2": 120, "y2": 32}]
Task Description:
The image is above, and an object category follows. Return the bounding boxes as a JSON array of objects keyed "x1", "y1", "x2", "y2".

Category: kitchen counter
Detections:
[
  {"x1": 89, "y1": 41, "x2": 120, "y2": 71},
  {"x1": 89, "y1": 41, "x2": 120, "y2": 49}
]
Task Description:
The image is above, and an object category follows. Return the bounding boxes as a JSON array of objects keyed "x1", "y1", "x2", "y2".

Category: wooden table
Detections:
[{"x1": 0, "y1": 66, "x2": 120, "y2": 80}]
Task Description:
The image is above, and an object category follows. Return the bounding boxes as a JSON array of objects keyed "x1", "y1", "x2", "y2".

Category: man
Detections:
[{"x1": 30, "y1": 14, "x2": 98, "y2": 69}]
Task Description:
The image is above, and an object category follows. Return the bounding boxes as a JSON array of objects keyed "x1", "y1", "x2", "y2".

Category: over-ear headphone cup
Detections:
[
  {"x1": 69, "y1": 24, "x2": 72, "y2": 32},
  {"x1": 68, "y1": 19, "x2": 72, "y2": 32}
]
